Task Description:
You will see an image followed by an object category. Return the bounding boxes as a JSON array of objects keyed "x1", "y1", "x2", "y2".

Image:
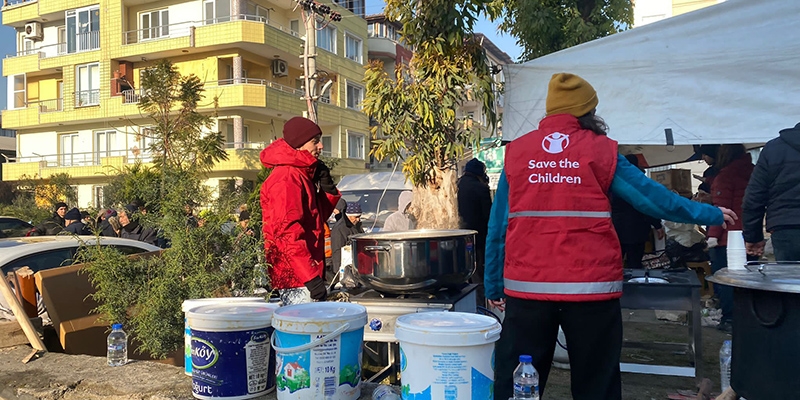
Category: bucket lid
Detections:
[
  {"x1": 395, "y1": 311, "x2": 502, "y2": 346},
  {"x1": 272, "y1": 302, "x2": 367, "y2": 334},
  {"x1": 182, "y1": 297, "x2": 265, "y2": 312},
  {"x1": 188, "y1": 302, "x2": 278, "y2": 330}
]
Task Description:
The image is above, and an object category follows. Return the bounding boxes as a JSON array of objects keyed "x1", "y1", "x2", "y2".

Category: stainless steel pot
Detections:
[{"x1": 350, "y1": 229, "x2": 477, "y2": 294}]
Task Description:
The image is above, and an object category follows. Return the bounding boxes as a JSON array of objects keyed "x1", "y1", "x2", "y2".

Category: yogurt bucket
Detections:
[
  {"x1": 188, "y1": 302, "x2": 279, "y2": 400},
  {"x1": 182, "y1": 297, "x2": 265, "y2": 375},
  {"x1": 395, "y1": 311, "x2": 502, "y2": 400},
  {"x1": 271, "y1": 302, "x2": 367, "y2": 400}
]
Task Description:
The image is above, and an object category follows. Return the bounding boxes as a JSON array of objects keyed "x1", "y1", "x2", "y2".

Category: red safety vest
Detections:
[{"x1": 504, "y1": 114, "x2": 622, "y2": 302}]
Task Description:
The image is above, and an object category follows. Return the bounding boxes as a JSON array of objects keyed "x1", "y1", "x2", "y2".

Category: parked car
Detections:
[
  {"x1": 336, "y1": 172, "x2": 413, "y2": 232},
  {"x1": 0, "y1": 236, "x2": 161, "y2": 321},
  {"x1": 0, "y1": 216, "x2": 34, "y2": 238}
]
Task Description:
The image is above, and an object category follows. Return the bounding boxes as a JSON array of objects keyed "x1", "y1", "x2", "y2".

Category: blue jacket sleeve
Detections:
[
  {"x1": 611, "y1": 154, "x2": 723, "y2": 226},
  {"x1": 484, "y1": 169, "x2": 509, "y2": 300}
]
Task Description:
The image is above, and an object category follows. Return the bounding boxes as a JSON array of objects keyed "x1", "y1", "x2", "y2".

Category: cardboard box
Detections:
[
  {"x1": 34, "y1": 251, "x2": 181, "y2": 365},
  {"x1": 650, "y1": 169, "x2": 692, "y2": 195}
]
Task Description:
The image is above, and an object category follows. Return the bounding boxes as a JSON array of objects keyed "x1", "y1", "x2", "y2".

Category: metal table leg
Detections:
[{"x1": 692, "y1": 285, "x2": 703, "y2": 383}]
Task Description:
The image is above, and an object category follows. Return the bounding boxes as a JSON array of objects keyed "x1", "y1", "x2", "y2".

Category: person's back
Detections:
[
  {"x1": 709, "y1": 147, "x2": 753, "y2": 246},
  {"x1": 743, "y1": 122, "x2": 800, "y2": 260}
]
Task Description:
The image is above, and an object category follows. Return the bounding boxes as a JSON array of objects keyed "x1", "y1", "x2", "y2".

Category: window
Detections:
[
  {"x1": 66, "y1": 6, "x2": 100, "y2": 53},
  {"x1": 224, "y1": 64, "x2": 247, "y2": 84},
  {"x1": 346, "y1": 82, "x2": 363, "y2": 110},
  {"x1": 348, "y1": 132, "x2": 365, "y2": 159},
  {"x1": 224, "y1": 121, "x2": 249, "y2": 147},
  {"x1": 94, "y1": 130, "x2": 117, "y2": 163},
  {"x1": 76, "y1": 63, "x2": 100, "y2": 106},
  {"x1": 204, "y1": 0, "x2": 231, "y2": 23},
  {"x1": 345, "y1": 33, "x2": 362, "y2": 63},
  {"x1": 57, "y1": 27, "x2": 66, "y2": 54},
  {"x1": 20, "y1": 37, "x2": 34, "y2": 56},
  {"x1": 134, "y1": 127, "x2": 156, "y2": 162},
  {"x1": 60, "y1": 133, "x2": 79, "y2": 166},
  {"x1": 321, "y1": 136, "x2": 332, "y2": 157},
  {"x1": 2, "y1": 249, "x2": 75, "y2": 275},
  {"x1": 10, "y1": 75, "x2": 26, "y2": 109},
  {"x1": 245, "y1": 2, "x2": 269, "y2": 21},
  {"x1": 367, "y1": 24, "x2": 374, "y2": 37},
  {"x1": 140, "y1": 9, "x2": 169, "y2": 40},
  {"x1": 93, "y1": 186, "x2": 105, "y2": 208},
  {"x1": 316, "y1": 20, "x2": 336, "y2": 53},
  {"x1": 290, "y1": 20, "x2": 300, "y2": 36}
]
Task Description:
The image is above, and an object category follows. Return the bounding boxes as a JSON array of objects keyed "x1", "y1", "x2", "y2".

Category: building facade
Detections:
[
  {"x1": 2, "y1": 0, "x2": 370, "y2": 207},
  {"x1": 634, "y1": 0, "x2": 725, "y2": 27}
]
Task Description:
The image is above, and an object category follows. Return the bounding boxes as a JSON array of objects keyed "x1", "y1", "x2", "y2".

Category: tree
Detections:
[
  {"x1": 82, "y1": 60, "x2": 266, "y2": 358},
  {"x1": 496, "y1": 0, "x2": 634, "y2": 61},
  {"x1": 363, "y1": 0, "x2": 499, "y2": 229}
]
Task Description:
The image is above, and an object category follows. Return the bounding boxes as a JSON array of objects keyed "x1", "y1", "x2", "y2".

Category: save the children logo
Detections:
[{"x1": 542, "y1": 132, "x2": 570, "y2": 154}]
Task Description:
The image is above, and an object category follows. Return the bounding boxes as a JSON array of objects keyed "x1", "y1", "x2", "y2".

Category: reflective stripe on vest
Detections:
[
  {"x1": 504, "y1": 278, "x2": 623, "y2": 295},
  {"x1": 508, "y1": 210, "x2": 611, "y2": 219}
]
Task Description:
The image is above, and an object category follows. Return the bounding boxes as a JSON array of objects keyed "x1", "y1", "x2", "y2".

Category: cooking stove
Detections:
[{"x1": 348, "y1": 284, "x2": 478, "y2": 342}]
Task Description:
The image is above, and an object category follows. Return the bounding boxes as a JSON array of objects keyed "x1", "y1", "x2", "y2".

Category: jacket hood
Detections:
[
  {"x1": 779, "y1": 122, "x2": 800, "y2": 149},
  {"x1": 398, "y1": 191, "x2": 413, "y2": 213},
  {"x1": 260, "y1": 139, "x2": 319, "y2": 170}
]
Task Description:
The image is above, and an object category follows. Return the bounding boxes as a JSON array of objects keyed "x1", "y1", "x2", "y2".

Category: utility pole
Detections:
[{"x1": 296, "y1": 0, "x2": 340, "y2": 124}]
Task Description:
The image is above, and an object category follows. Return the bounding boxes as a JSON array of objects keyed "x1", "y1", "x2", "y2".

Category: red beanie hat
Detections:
[{"x1": 283, "y1": 117, "x2": 322, "y2": 148}]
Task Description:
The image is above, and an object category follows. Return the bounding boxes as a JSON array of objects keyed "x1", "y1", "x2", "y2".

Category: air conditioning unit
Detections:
[
  {"x1": 24, "y1": 22, "x2": 43, "y2": 41},
  {"x1": 272, "y1": 59, "x2": 288, "y2": 77}
]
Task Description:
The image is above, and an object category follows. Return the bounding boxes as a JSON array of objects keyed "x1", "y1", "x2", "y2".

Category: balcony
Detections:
[
  {"x1": 1, "y1": 0, "x2": 39, "y2": 25},
  {"x1": 1, "y1": 150, "x2": 146, "y2": 181},
  {"x1": 33, "y1": 98, "x2": 63, "y2": 113},
  {"x1": 75, "y1": 90, "x2": 100, "y2": 107},
  {"x1": 4, "y1": 31, "x2": 101, "y2": 74}
]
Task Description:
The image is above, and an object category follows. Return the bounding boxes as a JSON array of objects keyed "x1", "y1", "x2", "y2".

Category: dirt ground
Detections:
[{"x1": 542, "y1": 309, "x2": 730, "y2": 400}]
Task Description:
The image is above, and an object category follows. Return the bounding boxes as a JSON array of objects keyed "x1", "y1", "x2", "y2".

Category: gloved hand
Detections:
[
  {"x1": 707, "y1": 237, "x2": 719, "y2": 248},
  {"x1": 304, "y1": 276, "x2": 327, "y2": 301},
  {"x1": 313, "y1": 162, "x2": 338, "y2": 195}
]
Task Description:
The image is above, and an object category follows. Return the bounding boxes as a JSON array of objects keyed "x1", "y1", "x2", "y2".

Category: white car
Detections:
[{"x1": 0, "y1": 236, "x2": 161, "y2": 321}]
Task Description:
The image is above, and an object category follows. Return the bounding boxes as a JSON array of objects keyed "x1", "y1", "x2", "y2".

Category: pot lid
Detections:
[
  {"x1": 351, "y1": 229, "x2": 478, "y2": 240},
  {"x1": 707, "y1": 264, "x2": 800, "y2": 294}
]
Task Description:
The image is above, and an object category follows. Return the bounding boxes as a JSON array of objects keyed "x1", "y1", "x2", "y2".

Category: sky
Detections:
[{"x1": 0, "y1": 1, "x2": 521, "y2": 111}]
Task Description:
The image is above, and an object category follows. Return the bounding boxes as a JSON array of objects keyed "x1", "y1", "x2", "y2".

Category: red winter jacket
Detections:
[
  {"x1": 709, "y1": 153, "x2": 754, "y2": 246},
  {"x1": 260, "y1": 139, "x2": 340, "y2": 290}
]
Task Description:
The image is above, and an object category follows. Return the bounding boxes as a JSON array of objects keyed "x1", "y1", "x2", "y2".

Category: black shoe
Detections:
[{"x1": 717, "y1": 320, "x2": 733, "y2": 334}]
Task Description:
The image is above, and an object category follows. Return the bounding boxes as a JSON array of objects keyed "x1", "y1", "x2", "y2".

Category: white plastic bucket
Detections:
[
  {"x1": 271, "y1": 302, "x2": 367, "y2": 400},
  {"x1": 188, "y1": 302, "x2": 279, "y2": 400},
  {"x1": 395, "y1": 311, "x2": 502, "y2": 400},
  {"x1": 182, "y1": 297, "x2": 265, "y2": 376}
]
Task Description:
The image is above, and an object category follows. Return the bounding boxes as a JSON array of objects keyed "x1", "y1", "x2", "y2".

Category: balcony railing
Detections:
[
  {"x1": 120, "y1": 14, "x2": 300, "y2": 46},
  {"x1": 121, "y1": 88, "x2": 146, "y2": 104},
  {"x1": 3, "y1": 0, "x2": 37, "y2": 6},
  {"x1": 32, "y1": 98, "x2": 63, "y2": 113},
  {"x1": 16, "y1": 149, "x2": 146, "y2": 168},
  {"x1": 209, "y1": 78, "x2": 305, "y2": 97},
  {"x1": 5, "y1": 32, "x2": 98, "y2": 59},
  {"x1": 75, "y1": 90, "x2": 100, "y2": 107},
  {"x1": 224, "y1": 141, "x2": 264, "y2": 149}
]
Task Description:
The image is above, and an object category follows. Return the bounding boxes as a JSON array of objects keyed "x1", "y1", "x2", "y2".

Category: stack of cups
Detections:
[{"x1": 726, "y1": 230, "x2": 747, "y2": 271}]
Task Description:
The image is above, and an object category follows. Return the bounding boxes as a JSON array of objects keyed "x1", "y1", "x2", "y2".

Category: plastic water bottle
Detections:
[
  {"x1": 372, "y1": 384, "x2": 400, "y2": 400},
  {"x1": 513, "y1": 354, "x2": 539, "y2": 399},
  {"x1": 107, "y1": 323, "x2": 128, "y2": 366},
  {"x1": 719, "y1": 340, "x2": 732, "y2": 392}
]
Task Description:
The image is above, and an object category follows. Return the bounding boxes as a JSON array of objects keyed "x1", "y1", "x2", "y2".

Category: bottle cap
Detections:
[
  {"x1": 112, "y1": 323, "x2": 123, "y2": 330},
  {"x1": 519, "y1": 354, "x2": 532, "y2": 363}
]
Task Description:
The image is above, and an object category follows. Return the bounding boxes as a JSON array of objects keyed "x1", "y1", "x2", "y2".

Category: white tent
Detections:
[{"x1": 502, "y1": 0, "x2": 800, "y2": 167}]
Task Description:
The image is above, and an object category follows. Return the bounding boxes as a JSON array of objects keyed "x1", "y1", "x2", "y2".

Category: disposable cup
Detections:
[{"x1": 727, "y1": 230, "x2": 746, "y2": 249}]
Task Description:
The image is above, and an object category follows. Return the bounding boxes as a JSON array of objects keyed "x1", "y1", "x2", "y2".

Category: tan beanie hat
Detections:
[{"x1": 545, "y1": 73, "x2": 598, "y2": 117}]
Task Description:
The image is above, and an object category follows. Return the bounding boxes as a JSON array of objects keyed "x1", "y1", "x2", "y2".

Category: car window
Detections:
[
  {"x1": 1, "y1": 248, "x2": 76, "y2": 275},
  {"x1": 109, "y1": 245, "x2": 150, "y2": 255},
  {"x1": 0, "y1": 219, "x2": 33, "y2": 238},
  {"x1": 341, "y1": 190, "x2": 402, "y2": 228}
]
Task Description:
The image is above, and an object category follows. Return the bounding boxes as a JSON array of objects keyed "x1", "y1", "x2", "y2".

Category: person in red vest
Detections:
[{"x1": 485, "y1": 73, "x2": 737, "y2": 400}]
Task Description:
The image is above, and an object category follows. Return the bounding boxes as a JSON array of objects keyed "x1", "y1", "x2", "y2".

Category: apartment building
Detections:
[
  {"x1": 1, "y1": 0, "x2": 370, "y2": 207},
  {"x1": 634, "y1": 0, "x2": 725, "y2": 26}
]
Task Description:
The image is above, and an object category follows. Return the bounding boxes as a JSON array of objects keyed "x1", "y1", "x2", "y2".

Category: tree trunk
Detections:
[{"x1": 411, "y1": 168, "x2": 460, "y2": 230}]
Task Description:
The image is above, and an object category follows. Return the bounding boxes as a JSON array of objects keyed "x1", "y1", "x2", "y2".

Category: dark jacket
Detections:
[
  {"x1": 120, "y1": 220, "x2": 158, "y2": 246},
  {"x1": 709, "y1": 153, "x2": 754, "y2": 246},
  {"x1": 611, "y1": 195, "x2": 663, "y2": 245},
  {"x1": 98, "y1": 220, "x2": 118, "y2": 237},
  {"x1": 457, "y1": 172, "x2": 492, "y2": 254},
  {"x1": 743, "y1": 123, "x2": 800, "y2": 243},
  {"x1": 64, "y1": 221, "x2": 92, "y2": 236},
  {"x1": 330, "y1": 216, "x2": 364, "y2": 271},
  {"x1": 33, "y1": 213, "x2": 65, "y2": 236}
]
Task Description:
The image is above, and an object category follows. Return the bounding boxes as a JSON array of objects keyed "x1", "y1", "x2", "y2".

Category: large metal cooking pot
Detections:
[{"x1": 350, "y1": 229, "x2": 477, "y2": 294}]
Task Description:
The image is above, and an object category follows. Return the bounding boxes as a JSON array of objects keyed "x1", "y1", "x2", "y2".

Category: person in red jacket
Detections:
[
  {"x1": 260, "y1": 117, "x2": 341, "y2": 305},
  {"x1": 708, "y1": 144, "x2": 756, "y2": 332}
]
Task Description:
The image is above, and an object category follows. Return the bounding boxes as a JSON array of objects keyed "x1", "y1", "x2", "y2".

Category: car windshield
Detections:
[{"x1": 340, "y1": 190, "x2": 403, "y2": 230}]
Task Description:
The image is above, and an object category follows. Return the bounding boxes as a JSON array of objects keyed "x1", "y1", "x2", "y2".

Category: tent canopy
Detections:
[{"x1": 502, "y1": 0, "x2": 800, "y2": 167}]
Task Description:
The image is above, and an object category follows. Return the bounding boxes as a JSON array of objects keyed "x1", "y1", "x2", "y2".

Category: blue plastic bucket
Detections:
[
  {"x1": 182, "y1": 297, "x2": 265, "y2": 376},
  {"x1": 271, "y1": 302, "x2": 367, "y2": 400},
  {"x1": 188, "y1": 302, "x2": 279, "y2": 400}
]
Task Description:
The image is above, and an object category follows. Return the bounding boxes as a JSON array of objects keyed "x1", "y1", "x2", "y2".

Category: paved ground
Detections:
[{"x1": 0, "y1": 309, "x2": 727, "y2": 400}]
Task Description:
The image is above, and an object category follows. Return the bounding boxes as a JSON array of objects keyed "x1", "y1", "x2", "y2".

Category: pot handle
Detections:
[
  {"x1": 484, "y1": 326, "x2": 502, "y2": 341},
  {"x1": 363, "y1": 245, "x2": 391, "y2": 252},
  {"x1": 271, "y1": 323, "x2": 350, "y2": 354}
]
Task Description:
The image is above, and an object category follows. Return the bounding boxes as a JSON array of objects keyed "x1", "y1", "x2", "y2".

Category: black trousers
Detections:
[
  {"x1": 620, "y1": 242, "x2": 646, "y2": 269},
  {"x1": 494, "y1": 297, "x2": 623, "y2": 400}
]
